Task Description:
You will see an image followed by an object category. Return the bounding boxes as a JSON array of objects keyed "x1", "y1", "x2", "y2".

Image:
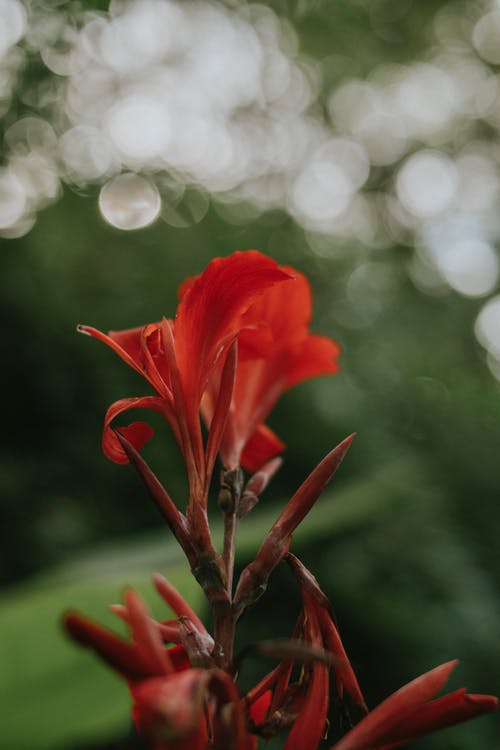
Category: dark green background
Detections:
[{"x1": 1, "y1": 1, "x2": 498, "y2": 748}]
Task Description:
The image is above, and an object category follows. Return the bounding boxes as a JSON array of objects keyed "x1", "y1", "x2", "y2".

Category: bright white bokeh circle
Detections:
[
  {"x1": 475, "y1": 295, "x2": 500, "y2": 358},
  {"x1": 106, "y1": 92, "x2": 171, "y2": 161},
  {"x1": 435, "y1": 238, "x2": 499, "y2": 298},
  {"x1": 396, "y1": 150, "x2": 458, "y2": 219},
  {"x1": 473, "y1": 11, "x2": 500, "y2": 66},
  {"x1": 0, "y1": 0, "x2": 26, "y2": 58},
  {"x1": 98, "y1": 173, "x2": 161, "y2": 230},
  {"x1": 0, "y1": 170, "x2": 26, "y2": 228}
]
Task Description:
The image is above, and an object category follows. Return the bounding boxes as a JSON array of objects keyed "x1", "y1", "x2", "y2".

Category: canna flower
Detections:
[
  {"x1": 330, "y1": 660, "x2": 497, "y2": 750},
  {"x1": 79, "y1": 250, "x2": 339, "y2": 590},
  {"x1": 79, "y1": 251, "x2": 290, "y2": 502},
  {"x1": 65, "y1": 577, "x2": 277, "y2": 750},
  {"x1": 72, "y1": 247, "x2": 496, "y2": 750},
  {"x1": 243, "y1": 557, "x2": 497, "y2": 749},
  {"x1": 244, "y1": 553, "x2": 365, "y2": 750},
  {"x1": 198, "y1": 262, "x2": 340, "y2": 472}
]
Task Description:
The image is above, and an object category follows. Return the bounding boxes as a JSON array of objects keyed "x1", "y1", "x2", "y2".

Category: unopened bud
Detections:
[{"x1": 218, "y1": 487, "x2": 234, "y2": 512}]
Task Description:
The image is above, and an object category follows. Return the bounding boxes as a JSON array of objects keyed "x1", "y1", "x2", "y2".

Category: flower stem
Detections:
[
  {"x1": 213, "y1": 467, "x2": 244, "y2": 672},
  {"x1": 223, "y1": 508, "x2": 238, "y2": 594},
  {"x1": 213, "y1": 598, "x2": 236, "y2": 673}
]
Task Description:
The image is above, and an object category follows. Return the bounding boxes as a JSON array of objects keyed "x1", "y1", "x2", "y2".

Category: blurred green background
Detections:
[{"x1": 1, "y1": 0, "x2": 499, "y2": 748}]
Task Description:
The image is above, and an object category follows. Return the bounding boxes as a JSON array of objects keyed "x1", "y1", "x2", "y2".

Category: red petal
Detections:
[
  {"x1": 286, "y1": 335, "x2": 340, "y2": 389},
  {"x1": 174, "y1": 251, "x2": 291, "y2": 414},
  {"x1": 239, "y1": 266, "x2": 310, "y2": 342},
  {"x1": 317, "y1": 606, "x2": 366, "y2": 711},
  {"x1": 78, "y1": 324, "x2": 144, "y2": 375},
  {"x1": 283, "y1": 607, "x2": 329, "y2": 750},
  {"x1": 332, "y1": 661, "x2": 459, "y2": 750},
  {"x1": 237, "y1": 322, "x2": 275, "y2": 359},
  {"x1": 287, "y1": 555, "x2": 366, "y2": 712},
  {"x1": 124, "y1": 589, "x2": 173, "y2": 675},
  {"x1": 379, "y1": 688, "x2": 498, "y2": 746},
  {"x1": 153, "y1": 573, "x2": 209, "y2": 637},
  {"x1": 101, "y1": 396, "x2": 171, "y2": 464},
  {"x1": 240, "y1": 424, "x2": 285, "y2": 473},
  {"x1": 205, "y1": 340, "x2": 237, "y2": 481},
  {"x1": 109, "y1": 605, "x2": 183, "y2": 647},
  {"x1": 79, "y1": 324, "x2": 174, "y2": 399},
  {"x1": 113, "y1": 423, "x2": 154, "y2": 462},
  {"x1": 248, "y1": 689, "x2": 272, "y2": 725},
  {"x1": 217, "y1": 261, "x2": 339, "y2": 471},
  {"x1": 208, "y1": 669, "x2": 254, "y2": 750},
  {"x1": 168, "y1": 644, "x2": 192, "y2": 672},
  {"x1": 220, "y1": 357, "x2": 286, "y2": 470},
  {"x1": 63, "y1": 611, "x2": 158, "y2": 682},
  {"x1": 161, "y1": 317, "x2": 205, "y2": 498}
]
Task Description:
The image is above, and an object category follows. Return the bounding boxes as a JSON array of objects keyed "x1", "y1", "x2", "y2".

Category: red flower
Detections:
[
  {"x1": 244, "y1": 553, "x2": 365, "y2": 750},
  {"x1": 64, "y1": 577, "x2": 257, "y2": 750},
  {"x1": 79, "y1": 251, "x2": 290, "y2": 501},
  {"x1": 330, "y1": 660, "x2": 497, "y2": 750},
  {"x1": 199, "y1": 263, "x2": 340, "y2": 472}
]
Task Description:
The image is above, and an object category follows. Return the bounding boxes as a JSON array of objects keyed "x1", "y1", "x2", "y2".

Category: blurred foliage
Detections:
[{"x1": 1, "y1": 0, "x2": 499, "y2": 748}]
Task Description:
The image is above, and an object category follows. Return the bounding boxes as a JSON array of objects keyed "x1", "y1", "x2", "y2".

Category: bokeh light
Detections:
[
  {"x1": 1, "y1": 0, "x2": 500, "y2": 377},
  {"x1": 396, "y1": 151, "x2": 458, "y2": 220},
  {"x1": 475, "y1": 294, "x2": 500, "y2": 359},
  {"x1": 0, "y1": 0, "x2": 26, "y2": 60},
  {"x1": 98, "y1": 173, "x2": 161, "y2": 230}
]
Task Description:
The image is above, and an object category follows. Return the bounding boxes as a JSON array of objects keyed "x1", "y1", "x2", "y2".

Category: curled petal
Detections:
[
  {"x1": 101, "y1": 396, "x2": 173, "y2": 464},
  {"x1": 107, "y1": 422, "x2": 154, "y2": 464}
]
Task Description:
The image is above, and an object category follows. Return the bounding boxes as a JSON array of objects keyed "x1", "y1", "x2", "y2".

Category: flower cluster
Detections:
[{"x1": 65, "y1": 251, "x2": 496, "y2": 749}]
